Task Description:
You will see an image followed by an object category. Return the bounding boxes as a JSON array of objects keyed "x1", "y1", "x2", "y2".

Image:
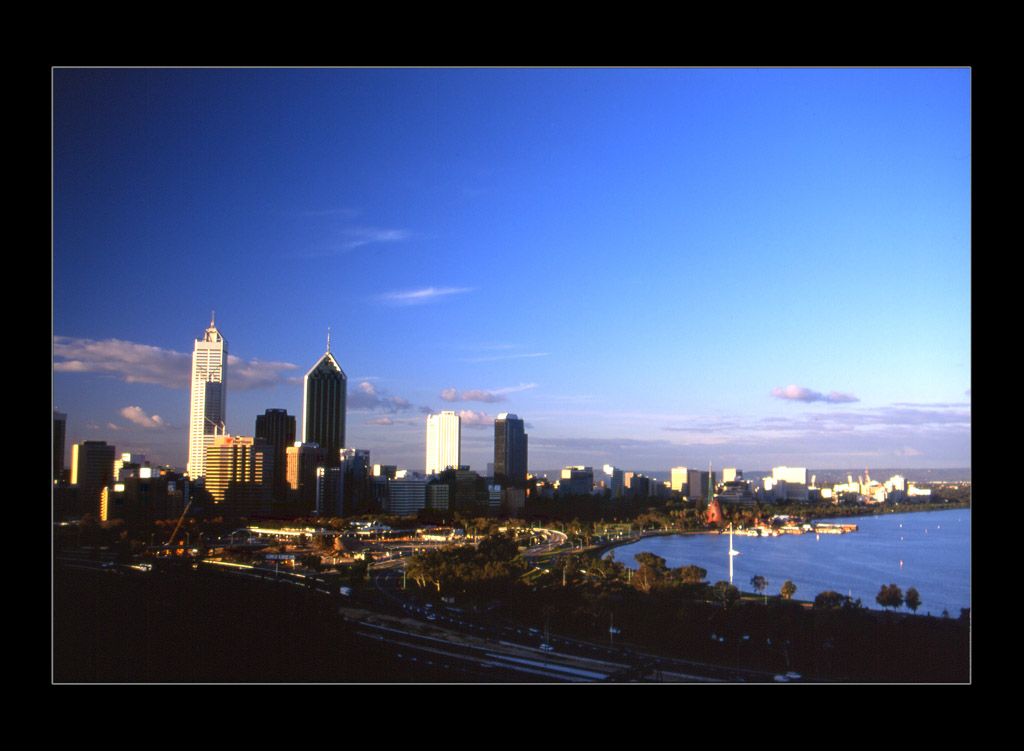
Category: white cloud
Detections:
[
  {"x1": 457, "y1": 410, "x2": 495, "y2": 428},
  {"x1": 120, "y1": 406, "x2": 167, "y2": 429},
  {"x1": 377, "y1": 287, "x2": 473, "y2": 306},
  {"x1": 771, "y1": 385, "x2": 859, "y2": 404}
]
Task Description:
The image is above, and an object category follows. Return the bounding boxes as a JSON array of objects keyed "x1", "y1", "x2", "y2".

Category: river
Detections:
[{"x1": 606, "y1": 507, "x2": 970, "y2": 616}]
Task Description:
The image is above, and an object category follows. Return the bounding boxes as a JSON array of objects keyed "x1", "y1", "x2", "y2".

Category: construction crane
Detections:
[{"x1": 167, "y1": 500, "x2": 193, "y2": 548}]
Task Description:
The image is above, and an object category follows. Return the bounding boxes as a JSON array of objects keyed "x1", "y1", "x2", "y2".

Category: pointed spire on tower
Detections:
[{"x1": 327, "y1": 326, "x2": 331, "y2": 353}]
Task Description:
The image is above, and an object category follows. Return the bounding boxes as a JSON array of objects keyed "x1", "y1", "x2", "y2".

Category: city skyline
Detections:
[{"x1": 53, "y1": 68, "x2": 971, "y2": 475}]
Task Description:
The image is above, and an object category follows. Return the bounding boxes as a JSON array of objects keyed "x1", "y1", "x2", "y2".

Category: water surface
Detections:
[{"x1": 607, "y1": 508, "x2": 970, "y2": 616}]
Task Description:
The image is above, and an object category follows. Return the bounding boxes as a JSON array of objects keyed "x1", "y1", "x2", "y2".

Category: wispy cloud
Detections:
[
  {"x1": 440, "y1": 382, "x2": 538, "y2": 403},
  {"x1": 461, "y1": 352, "x2": 548, "y2": 363},
  {"x1": 441, "y1": 387, "x2": 505, "y2": 403},
  {"x1": 349, "y1": 380, "x2": 422, "y2": 414},
  {"x1": 771, "y1": 385, "x2": 859, "y2": 404},
  {"x1": 338, "y1": 226, "x2": 412, "y2": 251},
  {"x1": 53, "y1": 336, "x2": 302, "y2": 391},
  {"x1": 377, "y1": 287, "x2": 474, "y2": 306}
]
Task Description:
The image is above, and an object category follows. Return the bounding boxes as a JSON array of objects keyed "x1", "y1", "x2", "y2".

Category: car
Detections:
[{"x1": 539, "y1": 643, "x2": 554, "y2": 651}]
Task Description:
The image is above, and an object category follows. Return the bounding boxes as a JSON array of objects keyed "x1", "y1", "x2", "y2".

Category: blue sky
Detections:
[{"x1": 53, "y1": 68, "x2": 971, "y2": 477}]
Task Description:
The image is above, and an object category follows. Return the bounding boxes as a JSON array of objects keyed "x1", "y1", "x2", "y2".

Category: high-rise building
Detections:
[
  {"x1": 340, "y1": 448, "x2": 372, "y2": 515},
  {"x1": 494, "y1": 413, "x2": 528, "y2": 486},
  {"x1": 286, "y1": 442, "x2": 328, "y2": 513},
  {"x1": 188, "y1": 314, "x2": 227, "y2": 479},
  {"x1": 203, "y1": 435, "x2": 272, "y2": 511},
  {"x1": 425, "y1": 411, "x2": 461, "y2": 475},
  {"x1": 303, "y1": 335, "x2": 347, "y2": 467},
  {"x1": 255, "y1": 408, "x2": 296, "y2": 502},
  {"x1": 385, "y1": 471, "x2": 427, "y2": 516},
  {"x1": 603, "y1": 464, "x2": 625, "y2": 498},
  {"x1": 560, "y1": 466, "x2": 594, "y2": 496},
  {"x1": 54, "y1": 409, "x2": 67, "y2": 483},
  {"x1": 71, "y1": 440, "x2": 116, "y2": 517}
]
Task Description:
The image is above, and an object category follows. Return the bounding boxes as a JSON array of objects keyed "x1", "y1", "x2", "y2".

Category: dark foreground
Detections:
[
  {"x1": 54, "y1": 560, "x2": 479, "y2": 683},
  {"x1": 53, "y1": 559, "x2": 970, "y2": 683}
]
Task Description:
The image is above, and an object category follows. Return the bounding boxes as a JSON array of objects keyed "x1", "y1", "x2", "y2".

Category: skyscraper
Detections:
[
  {"x1": 494, "y1": 413, "x2": 528, "y2": 486},
  {"x1": 425, "y1": 411, "x2": 461, "y2": 475},
  {"x1": 255, "y1": 408, "x2": 296, "y2": 502},
  {"x1": 204, "y1": 435, "x2": 272, "y2": 511},
  {"x1": 71, "y1": 440, "x2": 116, "y2": 517},
  {"x1": 54, "y1": 409, "x2": 67, "y2": 483},
  {"x1": 188, "y1": 314, "x2": 227, "y2": 479},
  {"x1": 302, "y1": 335, "x2": 347, "y2": 466}
]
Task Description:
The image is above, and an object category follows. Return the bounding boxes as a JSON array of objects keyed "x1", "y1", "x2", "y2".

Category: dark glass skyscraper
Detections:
[
  {"x1": 494, "y1": 413, "x2": 528, "y2": 486},
  {"x1": 255, "y1": 408, "x2": 296, "y2": 502},
  {"x1": 303, "y1": 343, "x2": 347, "y2": 467}
]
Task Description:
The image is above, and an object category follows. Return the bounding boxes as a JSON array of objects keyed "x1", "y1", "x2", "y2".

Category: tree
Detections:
[
  {"x1": 712, "y1": 580, "x2": 741, "y2": 609},
  {"x1": 675, "y1": 564, "x2": 708, "y2": 584},
  {"x1": 751, "y1": 574, "x2": 769, "y2": 603},
  {"x1": 813, "y1": 590, "x2": 846, "y2": 610},
  {"x1": 875, "y1": 583, "x2": 904, "y2": 611},
  {"x1": 780, "y1": 580, "x2": 797, "y2": 599},
  {"x1": 904, "y1": 587, "x2": 921, "y2": 613},
  {"x1": 631, "y1": 552, "x2": 668, "y2": 594}
]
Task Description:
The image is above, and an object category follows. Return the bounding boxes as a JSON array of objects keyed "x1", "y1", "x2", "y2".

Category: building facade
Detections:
[
  {"x1": 493, "y1": 413, "x2": 528, "y2": 486},
  {"x1": 54, "y1": 409, "x2": 67, "y2": 482},
  {"x1": 425, "y1": 411, "x2": 461, "y2": 476},
  {"x1": 71, "y1": 440, "x2": 116, "y2": 517},
  {"x1": 286, "y1": 442, "x2": 328, "y2": 514},
  {"x1": 303, "y1": 343, "x2": 347, "y2": 466},
  {"x1": 255, "y1": 408, "x2": 296, "y2": 502},
  {"x1": 203, "y1": 435, "x2": 272, "y2": 511},
  {"x1": 188, "y1": 315, "x2": 227, "y2": 479}
]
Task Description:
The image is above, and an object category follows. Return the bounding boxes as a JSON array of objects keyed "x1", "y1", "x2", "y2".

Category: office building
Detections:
[
  {"x1": 286, "y1": 442, "x2": 328, "y2": 514},
  {"x1": 671, "y1": 467, "x2": 696, "y2": 495},
  {"x1": 340, "y1": 448, "x2": 372, "y2": 515},
  {"x1": 203, "y1": 435, "x2": 272, "y2": 511},
  {"x1": 560, "y1": 466, "x2": 594, "y2": 496},
  {"x1": 425, "y1": 411, "x2": 461, "y2": 475},
  {"x1": 494, "y1": 413, "x2": 528, "y2": 486},
  {"x1": 501, "y1": 486, "x2": 526, "y2": 515},
  {"x1": 385, "y1": 471, "x2": 426, "y2": 515},
  {"x1": 603, "y1": 465, "x2": 625, "y2": 498},
  {"x1": 188, "y1": 314, "x2": 227, "y2": 479},
  {"x1": 426, "y1": 480, "x2": 450, "y2": 511},
  {"x1": 315, "y1": 466, "x2": 344, "y2": 518},
  {"x1": 255, "y1": 408, "x2": 296, "y2": 502},
  {"x1": 54, "y1": 409, "x2": 67, "y2": 483},
  {"x1": 303, "y1": 337, "x2": 347, "y2": 466},
  {"x1": 113, "y1": 452, "x2": 148, "y2": 481},
  {"x1": 71, "y1": 440, "x2": 116, "y2": 517}
]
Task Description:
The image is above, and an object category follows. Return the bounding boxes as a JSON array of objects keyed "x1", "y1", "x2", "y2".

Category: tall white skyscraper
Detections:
[
  {"x1": 188, "y1": 314, "x2": 227, "y2": 479},
  {"x1": 425, "y1": 411, "x2": 461, "y2": 475}
]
